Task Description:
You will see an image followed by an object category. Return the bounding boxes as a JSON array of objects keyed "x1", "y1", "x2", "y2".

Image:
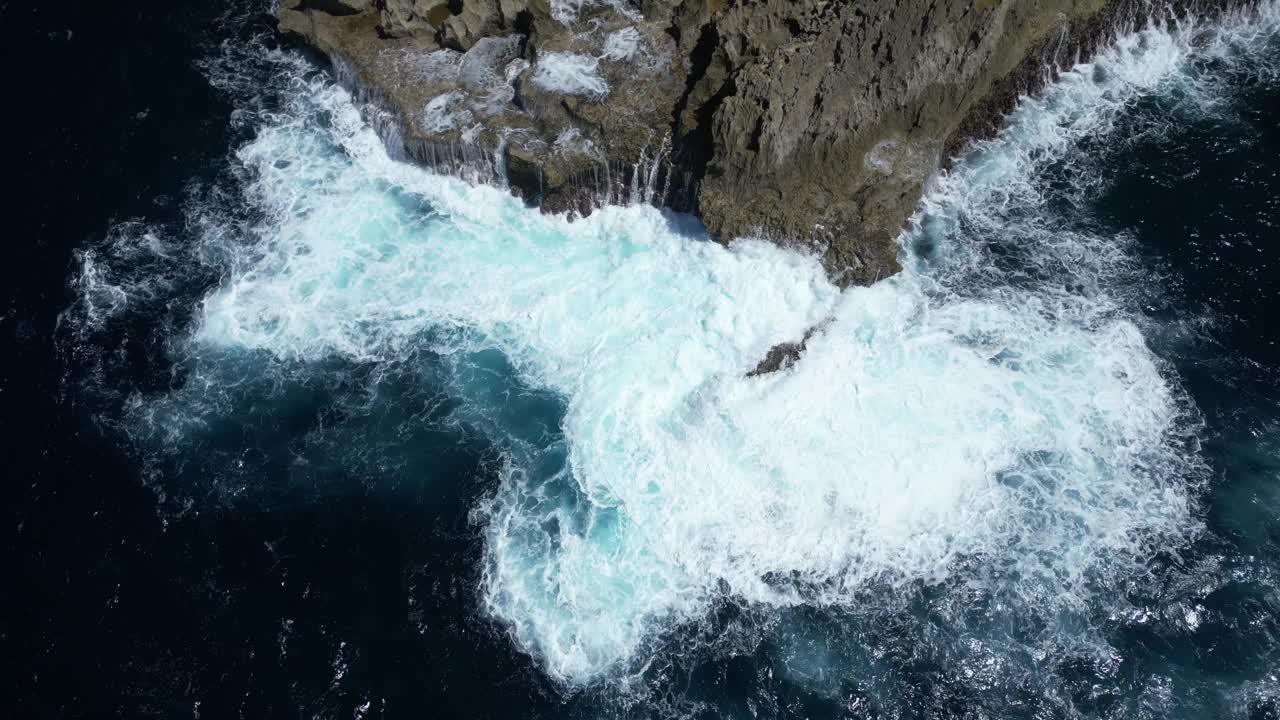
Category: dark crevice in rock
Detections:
[
  {"x1": 745, "y1": 115, "x2": 763, "y2": 151},
  {"x1": 672, "y1": 21, "x2": 722, "y2": 122},
  {"x1": 512, "y1": 8, "x2": 534, "y2": 34},
  {"x1": 667, "y1": 20, "x2": 733, "y2": 213}
]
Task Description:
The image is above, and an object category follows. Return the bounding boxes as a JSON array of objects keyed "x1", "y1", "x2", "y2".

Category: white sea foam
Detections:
[
  {"x1": 75, "y1": 1, "x2": 1280, "y2": 690},
  {"x1": 553, "y1": 126, "x2": 582, "y2": 147},
  {"x1": 550, "y1": 0, "x2": 640, "y2": 26},
  {"x1": 419, "y1": 90, "x2": 472, "y2": 133},
  {"x1": 67, "y1": 221, "x2": 184, "y2": 330},
  {"x1": 531, "y1": 52, "x2": 609, "y2": 98},
  {"x1": 457, "y1": 35, "x2": 526, "y2": 114},
  {"x1": 600, "y1": 27, "x2": 642, "y2": 61},
  {"x1": 380, "y1": 48, "x2": 462, "y2": 83},
  {"x1": 459, "y1": 37, "x2": 521, "y2": 89}
]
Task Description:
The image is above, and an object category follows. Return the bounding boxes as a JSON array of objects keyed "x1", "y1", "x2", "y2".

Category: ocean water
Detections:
[{"x1": 8, "y1": 1, "x2": 1280, "y2": 718}]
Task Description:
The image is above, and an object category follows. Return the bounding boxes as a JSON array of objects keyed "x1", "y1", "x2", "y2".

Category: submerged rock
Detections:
[{"x1": 277, "y1": 0, "x2": 1244, "y2": 291}]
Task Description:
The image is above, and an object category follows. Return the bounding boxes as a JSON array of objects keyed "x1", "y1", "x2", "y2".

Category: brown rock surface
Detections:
[{"x1": 277, "y1": 0, "x2": 1243, "y2": 288}]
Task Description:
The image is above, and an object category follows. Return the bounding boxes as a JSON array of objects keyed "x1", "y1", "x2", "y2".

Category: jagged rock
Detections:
[
  {"x1": 279, "y1": 0, "x2": 693, "y2": 219},
  {"x1": 503, "y1": 144, "x2": 543, "y2": 200},
  {"x1": 442, "y1": 1, "x2": 503, "y2": 50},
  {"x1": 278, "y1": 0, "x2": 1246, "y2": 293},
  {"x1": 378, "y1": 0, "x2": 439, "y2": 37},
  {"x1": 693, "y1": 0, "x2": 1112, "y2": 286},
  {"x1": 498, "y1": 0, "x2": 532, "y2": 25},
  {"x1": 745, "y1": 321, "x2": 828, "y2": 376},
  {"x1": 747, "y1": 339, "x2": 805, "y2": 377}
]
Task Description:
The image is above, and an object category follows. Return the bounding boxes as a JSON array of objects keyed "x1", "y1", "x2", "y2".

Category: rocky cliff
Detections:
[{"x1": 277, "y1": 0, "x2": 1237, "y2": 287}]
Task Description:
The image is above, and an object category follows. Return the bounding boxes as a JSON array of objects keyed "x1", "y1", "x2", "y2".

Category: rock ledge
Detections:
[{"x1": 277, "y1": 0, "x2": 1246, "y2": 289}]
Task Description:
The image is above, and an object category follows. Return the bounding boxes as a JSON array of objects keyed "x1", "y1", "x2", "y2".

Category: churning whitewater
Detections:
[{"x1": 65, "y1": 2, "x2": 1280, "y2": 691}]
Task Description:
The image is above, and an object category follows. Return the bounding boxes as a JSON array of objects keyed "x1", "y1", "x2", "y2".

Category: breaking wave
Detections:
[{"x1": 61, "y1": 0, "x2": 1280, "y2": 703}]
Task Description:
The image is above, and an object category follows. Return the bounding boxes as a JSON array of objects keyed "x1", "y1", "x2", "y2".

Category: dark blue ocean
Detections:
[{"x1": 5, "y1": 2, "x2": 1280, "y2": 718}]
